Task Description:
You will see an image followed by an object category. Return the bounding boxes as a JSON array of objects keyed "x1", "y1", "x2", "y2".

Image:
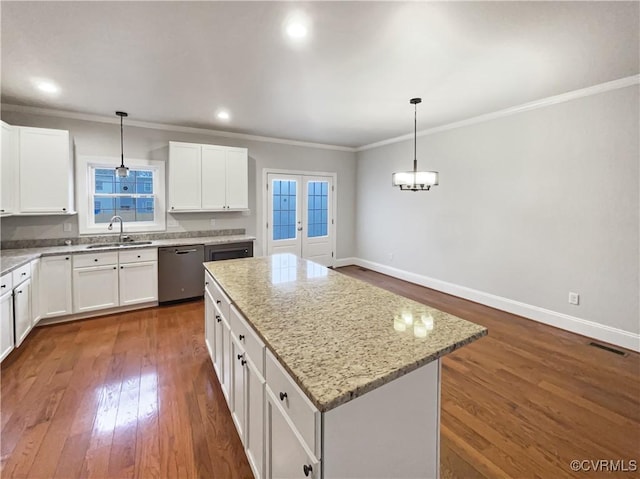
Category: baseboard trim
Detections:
[
  {"x1": 351, "y1": 258, "x2": 640, "y2": 353},
  {"x1": 335, "y1": 257, "x2": 357, "y2": 268},
  {"x1": 36, "y1": 301, "x2": 159, "y2": 327}
]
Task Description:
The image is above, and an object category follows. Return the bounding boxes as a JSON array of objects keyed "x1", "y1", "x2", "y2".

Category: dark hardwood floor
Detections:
[
  {"x1": 339, "y1": 266, "x2": 640, "y2": 479},
  {"x1": 1, "y1": 266, "x2": 638, "y2": 478},
  {"x1": 1, "y1": 302, "x2": 253, "y2": 479}
]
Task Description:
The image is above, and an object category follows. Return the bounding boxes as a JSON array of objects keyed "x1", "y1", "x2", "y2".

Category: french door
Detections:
[{"x1": 266, "y1": 173, "x2": 335, "y2": 267}]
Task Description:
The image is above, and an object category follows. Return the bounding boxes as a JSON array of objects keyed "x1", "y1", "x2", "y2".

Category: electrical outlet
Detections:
[
  {"x1": 568, "y1": 292, "x2": 580, "y2": 305},
  {"x1": 210, "y1": 219, "x2": 216, "y2": 227},
  {"x1": 63, "y1": 222, "x2": 72, "y2": 232},
  {"x1": 389, "y1": 252, "x2": 394, "y2": 261},
  {"x1": 167, "y1": 216, "x2": 178, "y2": 228}
]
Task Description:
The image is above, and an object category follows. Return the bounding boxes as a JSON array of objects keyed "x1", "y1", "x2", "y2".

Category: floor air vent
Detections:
[{"x1": 588, "y1": 342, "x2": 627, "y2": 356}]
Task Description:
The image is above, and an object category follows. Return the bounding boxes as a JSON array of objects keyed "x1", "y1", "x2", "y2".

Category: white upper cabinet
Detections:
[
  {"x1": 1, "y1": 121, "x2": 16, "y2": 215},
  {"x1": 168, "y1": 142, "x2": 201, "y2": 211},
  {"x1": 168, "y1": 141, "x2": 248, "y2": 212},
  {"x1": 224, "y1": 147, "x2": 249, "y2": 210},
  {"x1": 18, "y1": 126, "x2": 74, "y2": 214},
  {"x1": 201, "y1": 145, "x2": 227, "y2": 210}
]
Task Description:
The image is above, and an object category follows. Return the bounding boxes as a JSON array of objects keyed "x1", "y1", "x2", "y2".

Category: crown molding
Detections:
[
  {"x1": 356, "y1": 74, "x2": 640, "y2": 152},
  {"x1": 0, "y1": 103, "x2": 357, "y2": 153},
  {"x1": 3, "y1": 74, "x2": 637, "y2": 153}
]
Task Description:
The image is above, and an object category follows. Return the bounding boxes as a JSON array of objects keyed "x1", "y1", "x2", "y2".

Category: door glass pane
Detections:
[
  {"x1": 272, "y1": 180, "x2": 297, "y2": 241},
  {"x1": 307, "y1": 181, "x2": 328, "y2": 238}
]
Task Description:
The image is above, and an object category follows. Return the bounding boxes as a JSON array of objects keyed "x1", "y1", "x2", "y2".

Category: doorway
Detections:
[{"x1": 264, "y1": 171, "x2": 336, "y2": 267}]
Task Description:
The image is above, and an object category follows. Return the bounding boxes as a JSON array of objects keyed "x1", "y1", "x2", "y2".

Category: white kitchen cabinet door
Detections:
[
  {"x1": 201, "y1": 145, "x2": 227, "y2": 210},
  {"x1": 221, "y1": 317, "x2": 232, "y2": 405},
  {"x1": 30, "y1": 259, "x2": 41, "y2": 326},
  {"x1": 168, "y1": 142, "x2": 201, "y2": 211},
  {"x1": 246, "y1": 357, "x2": 265, "y2": 479},
  {"x1": 13, "y1": 279, "x2": 32, "y2": 348},
  {"x1": 214, "y1": 307, "x2": 226, "y2": 387},
  {"x1": 18, "y1": 127, "x2": 72, "y2": 214},
  {"x1": 266, "y1": 389, "x2": 319, "y2": 479},
  {"x1": 225, "y1": 147, "x2": 248, "y2": 209},
  {"x1": 1, "y1": 121, "x2": 16, "y2": 215},
  {"x1": 231, "y1": 335, "x2": 247, "y2": 444},
  {"x1": 73, "y1": 265, "x2": 119, "y2": 313},
  {"x1": 204, "y1": 288, "x2": 215, "y2": 362},
  {"x1": 40, "y1": 255, "x2": 73, "y2": 319},
  {"x1": 0, "y1": 291, "x2": 14, "y2": 361},
  {"x1": 119, "y1": 262, "x2": 158, "y2": 306}
]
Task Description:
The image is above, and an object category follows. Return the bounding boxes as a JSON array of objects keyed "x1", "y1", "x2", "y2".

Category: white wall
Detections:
[
  {"x1": 0, "y1": 111, "x2": 357, "y2": 259},
  {"x1": 355, "y1": 86, "x2": 639, "y2": 345}
]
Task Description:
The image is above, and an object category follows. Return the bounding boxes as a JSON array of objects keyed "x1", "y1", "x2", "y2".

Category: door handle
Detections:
[{"x1": 175, "y1": 249, "x2": 198, "y2": 254}]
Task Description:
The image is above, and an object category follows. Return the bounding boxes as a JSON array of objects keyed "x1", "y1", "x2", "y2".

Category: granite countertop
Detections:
[
  {"x1": 204, "y1": 254, "x2": 487, "y2": 412},
  {"x1": 0, "y1": 235, "x2": 255, "y2": 275}
]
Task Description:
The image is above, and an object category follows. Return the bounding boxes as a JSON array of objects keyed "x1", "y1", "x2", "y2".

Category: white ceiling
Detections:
[{"x1": 2, "y1": 1, "x2": 638, "y2": 148}]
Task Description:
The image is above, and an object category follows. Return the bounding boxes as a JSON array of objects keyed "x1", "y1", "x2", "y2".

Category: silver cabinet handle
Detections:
[{"x1": 176, "y1": 249, "x2": 198, "y2": 254}]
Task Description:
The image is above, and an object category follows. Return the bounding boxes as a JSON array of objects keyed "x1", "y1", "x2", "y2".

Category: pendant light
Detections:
[
  {"x1": 392, "y1": 98, "x2": 439, "y2": 191},
  {"x1": 115, "y1": 111, "x2": 129, "y2": 178}
]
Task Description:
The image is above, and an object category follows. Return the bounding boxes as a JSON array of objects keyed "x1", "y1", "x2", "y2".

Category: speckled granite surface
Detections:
[
  {"x1": 204, "y1": 254, "x2": 487, "y2": 412},
  {"x1": 0, "y1": 235, "x2": 255, "y2": 275}
]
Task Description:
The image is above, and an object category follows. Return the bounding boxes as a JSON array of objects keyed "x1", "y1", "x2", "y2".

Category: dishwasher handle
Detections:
[{"x1": 175, "y1": 249, "x2": 199, "y2": 254}]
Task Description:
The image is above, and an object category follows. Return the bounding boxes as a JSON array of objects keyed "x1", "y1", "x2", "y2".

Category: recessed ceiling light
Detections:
[
  {"x1": 217, "y1": 110, "x2": 230, "y2": 121},
  {"x1": 286, "y1": 22, "x2": 307, "y2": 39},
  {"x1": 284, "y1": 11, "x2": 311, "y2": 42},
  {"x1": 33, "y1": 79, "x2": 60, "y2": 95}
]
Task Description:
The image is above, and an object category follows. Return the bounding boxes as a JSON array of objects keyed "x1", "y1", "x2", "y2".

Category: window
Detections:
[
  {"x1": 77, "y1": 156, "x2": 165, "y2": 234},
  {"x1": 92, "y1": 168, "x2": 155, "y2": 223},
  {"x1": 306, "y1": 181, "x2": 328, "y2": 237},
  {"x1": 272, "y1": 179, "x2": 297, "y2": 240}
]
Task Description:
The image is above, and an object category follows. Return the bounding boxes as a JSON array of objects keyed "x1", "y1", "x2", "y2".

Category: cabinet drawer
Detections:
[
  {"x1": 209, "y1": 277, "x2": 231, "y2": 320},
  {"x1": 12, "y1": 263, "x2": 31, "y2": 285},
  {"x1": 119, "y1": 248, "x2": 157, "y2": 264},
  {"x1": 1, "y1": 272, "x2": 13, "y2": 293},
  {"x1": 265, "y1": 350, "x2": 318, "y2": 454},
  {"x1": 229, "y1": 305, "x2": 264, "y2": 375},
  {"x1": 73, "y1": 252, "x2": 118, "y2": 268}
]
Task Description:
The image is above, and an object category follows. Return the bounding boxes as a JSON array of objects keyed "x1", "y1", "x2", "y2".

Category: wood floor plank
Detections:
[{"x1": 2, "y1": 265, "x2": 637, "y2": 479}]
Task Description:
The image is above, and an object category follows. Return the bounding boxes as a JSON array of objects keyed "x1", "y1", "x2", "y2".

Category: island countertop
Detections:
[{"x1": 204, "y1": 254, "x2": 487, "y2": 412}]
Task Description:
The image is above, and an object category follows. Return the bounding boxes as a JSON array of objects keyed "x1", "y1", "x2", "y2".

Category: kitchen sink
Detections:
[{"x1": 86, "y1": 241, "x2": 153, "y2": 249}]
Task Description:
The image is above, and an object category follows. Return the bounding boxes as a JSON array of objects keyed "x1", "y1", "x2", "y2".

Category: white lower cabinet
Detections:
[
  {"x1": 71, "y1": 248, "x2": 158, "y2": 314},
  {"x1": 119, "y1": 262, "x2": 158, "y2": 305},
  {"x1": 13, "y1": 278, "x2": 31, "y2": 347},
  {"x1": 73, "y1": 265, "x2": 119, "y2": 313},
  {"x1": 204, "y1": 287, "x2": 216, "y2": 362},
  {"x1": 0, "y1": 273, "x2": 14, "y2": 361},
  {"x1": 30, "y1": 259, "x2": 41, "y2": 325},
  {"x1": 266, "y1": 389, "x2": 319, "y2": 479},
  {"x1": 40, "y1": 255, "x2": 73, "y2": 319},
  {"x1": 221, "y1": 316, "x2": 232, "y2": 403},
  {"x1": 245, "y1": 354, "x2": 265, "y2": 479},
  {"x1": 230, "y1": 335, "x2": 247, "y2": 444},
  {"x1": 205, "y1": 272, "x2": 265, "y2": 479}
]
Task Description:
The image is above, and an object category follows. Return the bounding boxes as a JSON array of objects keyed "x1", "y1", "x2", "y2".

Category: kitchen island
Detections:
[{"x1": 204, "y1": 254, "x2": 487, "y2": 479}]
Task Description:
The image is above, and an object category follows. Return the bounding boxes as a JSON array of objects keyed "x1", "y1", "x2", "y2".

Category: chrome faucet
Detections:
[{"x1": 107, "y1": 215, "x2": 124, "y2": 243}]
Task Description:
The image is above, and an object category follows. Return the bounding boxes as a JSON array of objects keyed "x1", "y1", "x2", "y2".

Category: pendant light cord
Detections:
[
  {"x1": 120, "y1": 114, "x2": 125, "y2": 168},
  {"x1": 413, "y1": 101, "x2": 417, "y2": 174}
]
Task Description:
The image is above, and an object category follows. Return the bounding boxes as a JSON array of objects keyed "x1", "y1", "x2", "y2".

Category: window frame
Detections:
[{"x1": 77, "y1": 156, "x2": 166, "y2": 235}]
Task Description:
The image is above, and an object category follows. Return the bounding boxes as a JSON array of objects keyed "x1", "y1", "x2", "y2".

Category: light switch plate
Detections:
[{"x1": 63, "y1": 222, "x2": 72, "y2": 232}]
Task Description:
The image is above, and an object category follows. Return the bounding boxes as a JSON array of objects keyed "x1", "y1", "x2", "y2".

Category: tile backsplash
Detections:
[{"x1": 0, "y1": 229, "x2": 246, "y2": 250}]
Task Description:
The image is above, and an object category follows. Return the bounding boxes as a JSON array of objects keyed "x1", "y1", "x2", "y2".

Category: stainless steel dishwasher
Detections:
[{"x1": 158, "y1": 244, "x2": 204, "y2": 303}]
